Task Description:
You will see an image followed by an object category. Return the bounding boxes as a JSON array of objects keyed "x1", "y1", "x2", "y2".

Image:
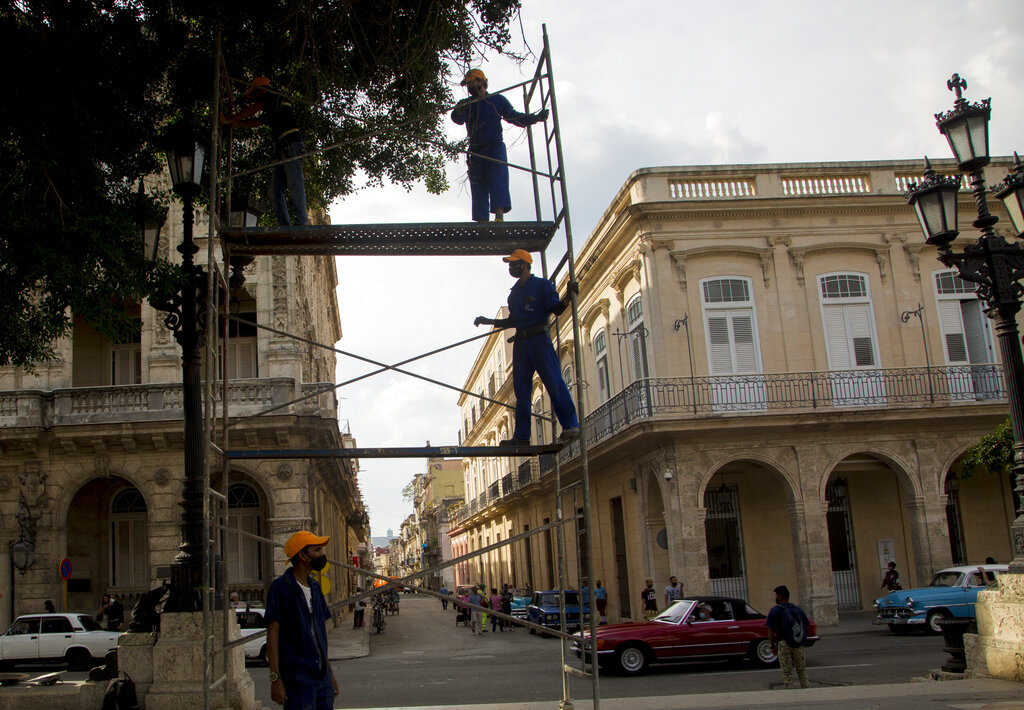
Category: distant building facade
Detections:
[
  {"x1": 450, "y1": 158, "x2": 1018, "y2": 623},
  {"x1": 0, "y1": 204, "x2": 365, "y2": 625}
]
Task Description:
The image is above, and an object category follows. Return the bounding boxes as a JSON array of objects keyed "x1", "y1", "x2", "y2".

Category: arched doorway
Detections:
[
  {"x1": 703, "y1": 461, "x2": 795, "y2": 611},
  {"x1": 824, "y1": 453, "x2": 914, "y2": 611},
  {"x1": 66, "y1": 477, "x2": 150, "y2": 612},
  {"x1": 943, "y1": 464, "x2": 1016, "y2": 565}
]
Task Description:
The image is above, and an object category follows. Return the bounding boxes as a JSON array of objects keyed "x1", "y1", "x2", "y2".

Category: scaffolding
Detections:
[{"x1": 191, "y1": 25, "x2": 600, "y2": 710}]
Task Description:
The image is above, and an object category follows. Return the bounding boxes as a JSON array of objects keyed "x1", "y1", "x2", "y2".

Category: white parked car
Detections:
[
  {"x1": 0, "y1": 613, "x2": 120, "y2": 670},
  {"x1": 236, "y1": 607, "x2": 268, "y2": 664}
]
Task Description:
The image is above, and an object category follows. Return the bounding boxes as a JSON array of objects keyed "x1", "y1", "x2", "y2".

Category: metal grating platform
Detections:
[
  {"x1": 223, "y1": 443, "x2": 563, "y2": 459},
  {"x1": 220, "y1": 221, "x2": 557, "y2": 256}
]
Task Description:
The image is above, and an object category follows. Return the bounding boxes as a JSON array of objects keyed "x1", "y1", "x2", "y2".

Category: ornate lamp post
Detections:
[
  {"x1": 905, "y1": 74, "x2": 1024, "y2": 573},
  {"x1": 155, "y1": 126, "x2": 210, "y2": 611}
]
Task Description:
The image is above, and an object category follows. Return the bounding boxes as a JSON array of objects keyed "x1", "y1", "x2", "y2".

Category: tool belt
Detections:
[{"x1": 508, "y1": 324, "x2": 548, "y2": 343}]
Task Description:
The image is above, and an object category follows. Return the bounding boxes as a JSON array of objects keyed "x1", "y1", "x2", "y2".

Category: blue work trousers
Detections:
[
  {"x1": 269, "y1": 139, "x2": 308, "y2": 226},
  {"x1": 512, "y1": 335, "x2": 579, "y2": 441},
  {"x1": 468, "y1": 142, "x2": 511, "y2": 222},
  {"x1": 283, "y1": 665, "x2": 334, "y2": 710}
]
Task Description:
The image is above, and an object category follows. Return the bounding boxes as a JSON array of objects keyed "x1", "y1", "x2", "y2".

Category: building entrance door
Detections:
[
  {"x1": 827, "y1": 477, "x2": 860, "y2": 609},
  {"x1": 704, "y1": 484, "x2": 748, "y2": 600}
]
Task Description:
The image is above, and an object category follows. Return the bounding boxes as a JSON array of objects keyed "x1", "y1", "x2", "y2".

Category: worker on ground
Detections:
[
  {"x1": 451, "y1": 69, "x2": 548, "y2": 222},
  {"x1": 473, "y1": 249, "x2": 579, "y2": 445},
  {"x1": 221, "y1": 76, "x2": 308, "y2": 227},
  {"x1": 265, "y1": 530, "x2": 339, "y2": 709}
]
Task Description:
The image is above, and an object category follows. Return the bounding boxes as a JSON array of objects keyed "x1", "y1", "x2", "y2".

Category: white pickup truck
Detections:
[{"x1": 0, "y1": 613, "x2": 120, "y2": 670}]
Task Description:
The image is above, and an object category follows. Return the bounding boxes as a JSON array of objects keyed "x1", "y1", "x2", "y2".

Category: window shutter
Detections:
[
  {"x1": 961, "y1": 300, "x2": 992, "y2": 364},
  {"x1": 707, "y1": 316, "x2": 732, "y2": 374},
  {"x1": 937, "y1": 300, "x2": 968, "y2": 364},
  {"x1": 823, "y1": 305, "x2": 852, "y2": 369},
  {"x1": 731, "y1": 314, "x2": 758, "y2": 373}
]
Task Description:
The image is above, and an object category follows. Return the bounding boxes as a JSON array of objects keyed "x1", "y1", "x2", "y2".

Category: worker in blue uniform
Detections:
[
  {"x1": 474, "y1": 249, "x2": 580, "y2": 446},
  {"x1": 451, "y1": 69, "x2": 549, "y2": 222}
]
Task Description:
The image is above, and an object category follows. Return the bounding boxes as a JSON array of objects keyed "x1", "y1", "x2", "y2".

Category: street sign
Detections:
[{"x1": 59, "y1": 558, "x2": 72, "y2": 580}]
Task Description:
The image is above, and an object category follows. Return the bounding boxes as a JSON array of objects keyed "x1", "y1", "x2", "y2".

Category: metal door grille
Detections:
[
  {"x1": 704, "y1": 484, "x2": 748, "y2": 600},
  {"x1": 827, "y1": 478, "x2": 861, "y2": 609}
]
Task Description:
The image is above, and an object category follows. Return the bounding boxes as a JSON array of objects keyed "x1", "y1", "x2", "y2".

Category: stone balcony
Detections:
[{"x1": 0, "y1": 378, "x2": 338, "y2": 429}]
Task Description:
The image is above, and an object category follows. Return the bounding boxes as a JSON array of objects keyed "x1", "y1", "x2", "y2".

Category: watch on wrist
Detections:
[{"x1": 269, "y1": 672, "x2": 280, "y2": 683}]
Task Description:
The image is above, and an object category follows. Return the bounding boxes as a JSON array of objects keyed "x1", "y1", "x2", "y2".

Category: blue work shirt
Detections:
[
  {"x1": 451, "y1": 94, "x2": 535, "y2": 146},
  {"x1": 265, "y1": 567, "x2": 332, "y2": 682},
  {"x1": 508, "y1": 274, "x2": 561, "y2": 330},
  {"x1": 594, "y1": 586, "x2": 608, "y2": 601}
]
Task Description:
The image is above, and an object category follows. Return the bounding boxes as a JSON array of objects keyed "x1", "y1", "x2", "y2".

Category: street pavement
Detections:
[{"x1": 294, "y1": 596, "x2": 1024, "y2": 710}]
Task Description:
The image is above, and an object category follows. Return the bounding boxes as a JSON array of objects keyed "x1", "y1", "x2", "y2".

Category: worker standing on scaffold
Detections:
[
  {"x1": 474, "y1": 249, "x2": 579, "y2": 445},
  {"x1": 221, "y1": 76, "x2": 308, "y2": 227},
  {"x1": 451, "y1": 69, "x2": 548, "y2": 223}
]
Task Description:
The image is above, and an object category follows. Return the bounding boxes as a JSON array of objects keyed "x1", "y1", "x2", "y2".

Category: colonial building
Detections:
[
  {"x1": 0, "y1": 202, "x2": 365, "y2": 626},
  {"x1": 451, "y1": 158, "x2": 1019, "y2": 625}
]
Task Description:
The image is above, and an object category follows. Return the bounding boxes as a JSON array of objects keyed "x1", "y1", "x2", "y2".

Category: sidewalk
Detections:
[{"x1": 326, "y1": 617, "x2": 369, "y2": 661}]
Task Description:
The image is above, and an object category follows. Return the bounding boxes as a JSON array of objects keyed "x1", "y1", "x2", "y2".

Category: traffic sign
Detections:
[{"x1": 59, "y1": 558, "x2": 72, "y2": 580}]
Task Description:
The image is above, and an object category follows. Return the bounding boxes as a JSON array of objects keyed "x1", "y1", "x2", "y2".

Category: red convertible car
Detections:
[{"x1": 571, "y1": 596, "x2": 818, "y2": 675}]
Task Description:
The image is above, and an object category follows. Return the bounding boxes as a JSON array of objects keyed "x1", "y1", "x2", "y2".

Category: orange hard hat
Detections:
[
  {"x1": 245, "y1": 76, "x2": 272, "y2": 98},
  {"x1": 461, "y1": 69, "x2": 487, "y2": 86},
  {"x1": 284, "y1": 530, "x2": 330, "y2": 559},
  {"x1": 502, "y1": 249, "x2": 533, "y2": 264}
]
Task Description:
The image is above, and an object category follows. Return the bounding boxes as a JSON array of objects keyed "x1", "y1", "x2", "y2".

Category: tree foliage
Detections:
[
  {"x1": 956, "y1": 418, "x2": 1013, "y2": 479},
  {"x1": 0, "y1": 0, "x2": 522, "y2": 368}
]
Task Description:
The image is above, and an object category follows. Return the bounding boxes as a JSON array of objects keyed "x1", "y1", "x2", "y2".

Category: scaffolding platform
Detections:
[
  {"x1": 220, "y1": 221, "x2": 557, "y2": 256},
  {"x1": 223, "y1": 443, "x2": 563, "y2": 459}
]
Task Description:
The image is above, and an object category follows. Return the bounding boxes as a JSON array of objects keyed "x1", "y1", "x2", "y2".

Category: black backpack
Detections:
[
  {"x1": 780, "y1": 603, "x2": 807, "y2": 648},
  {"x1": 103, "y1": 672, "x2": 138, "y2": 710}
]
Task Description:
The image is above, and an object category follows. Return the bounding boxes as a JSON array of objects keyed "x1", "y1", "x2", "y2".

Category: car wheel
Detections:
[
  {"x1": 888, "y1": 623, "x2": 912, "y2": 635},
  {"x1": 65, "y1": 647, "x2": 94, "y2": 672},
  {"x1": 926, "y1": 610, "x2": 948, "y2": 635},
  {"x1": 750, "y1": 638, "x2": 778, "y2": 667},
  {"x1": 616, "y1": 644, "x2": 649, "y2": 675}
]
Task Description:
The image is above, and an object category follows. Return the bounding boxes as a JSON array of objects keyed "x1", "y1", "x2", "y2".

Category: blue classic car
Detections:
[
  {"x1": 873, "y1": 564, "x2": 1007, "y2": 634},
  {"x1": 526, "y1": 590, "x2": 587, "y2": 633}
]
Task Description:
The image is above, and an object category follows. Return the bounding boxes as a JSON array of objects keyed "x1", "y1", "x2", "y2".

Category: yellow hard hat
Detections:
[
  {"x1": 503, "y1": 249, "x2": 533, "y2": 264},
  {"x1": 461, "y1": 69, "x2": 487, "y2": 85}
]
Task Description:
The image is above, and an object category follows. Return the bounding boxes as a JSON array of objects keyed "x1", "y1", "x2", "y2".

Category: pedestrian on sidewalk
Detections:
[
  {"x1": 501, "y1": 585, "x2": 513, "y2": 631},
  {"x1": 766, "y1": 584, "x2": 810, "y2": 690},
  {"x1": 439, "y1": 584, "x2": 449, "y2": 611},
  {"x1": 489, "y1": 588, "x2": 504, "y2": 633},
  {"x1": 664, "y1": 575, "x2": 683, "y2": 607},
  {"x1": 352, "y1": 587, "x2": 365, "y2": 628},
  {"x1": 266, "y1": 530, "x2": 339, "y2": 709},
  {"x1": 594, "y1": 581, "x2": 608, "y2": 625},
  {"x1": 468, "y1": 587, "x2": 484, "y2": 635},
  {"x1": 640, "y1": 578, "x2": 658, "y2": 620},
  {"x1": 881, "y1": 562, "x2": 902, "y2": 591}
]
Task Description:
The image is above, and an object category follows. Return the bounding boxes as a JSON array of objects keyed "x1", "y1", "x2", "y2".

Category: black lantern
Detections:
[
  {"x1": 143, "y1": 212, "x2": 166, "y2": 262},
  {"x1": 905, "y1": 158, "x2": 961, "y2": 248},
  {"x1": 164, "y1": 127, "x2": 208, "y2": 196},
  {"x1": 994, "y1": 153, "x2": 1024, "y2": 237},
  {"x1": 226, "y1": 193, "x2": 263, "y2": 229},
  {"x1": 935, "y1": 74, "x2": 992, "y2": 172},
  {"x1": 10, "y1": 534, "x2": 33, "y2": 573}
]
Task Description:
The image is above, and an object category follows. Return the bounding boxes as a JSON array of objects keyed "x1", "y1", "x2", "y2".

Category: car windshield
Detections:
[
  {"x1": 929, "y1": 571, "x2": 964, "y2": 587},
  {"x1": 76, "y1": 615, "x2": 102, "y2": 631},
  {"x1": 652, "y1": 599, "x2": 693, "y2": 624},
  {"x1": 539, "y1": 592, "x2": 579, "y2": 606}
]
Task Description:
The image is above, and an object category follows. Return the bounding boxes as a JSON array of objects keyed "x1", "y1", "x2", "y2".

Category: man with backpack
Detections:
[{"x1": 766, "y1": 585, "x2": 810, "y2": 689}]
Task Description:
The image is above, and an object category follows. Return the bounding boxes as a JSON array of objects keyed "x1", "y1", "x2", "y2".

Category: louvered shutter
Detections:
[
  {"x1": 937, "y1": 300, "x2": 968, "y2": 364},
  {"x1": 847, "y1": 304, "x2": 876, "y2": 367},
  {"x1": 708, "y1": 316, "x2": 733, "y2": 374},
  {"x1": 731, "y1": 313, "x2": 758, "y2": 373},
  {"x1": 823, "y1": 306, "x2": 852, "y2": 369},
  {"x1": 961, "y1": 300, "x2": 992, "y2": 364}
]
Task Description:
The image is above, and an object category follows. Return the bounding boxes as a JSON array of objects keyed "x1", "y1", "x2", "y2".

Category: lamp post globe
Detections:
[
  {"x1": 993, "y1": 153, "x2": 1024, "y2": 238},
  {"x1": 905, "y1": 158, "x2": 961, "y2": 249}
]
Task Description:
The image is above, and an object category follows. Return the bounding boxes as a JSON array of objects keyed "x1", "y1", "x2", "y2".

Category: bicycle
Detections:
[{"x1": 372, "y1": 597, "x2": 386, "y2": 634}]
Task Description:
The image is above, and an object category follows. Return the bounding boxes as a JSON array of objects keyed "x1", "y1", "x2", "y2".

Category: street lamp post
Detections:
[
  {"x1": 155, "y1": 128, "x2": 210, "y2": 611},
  {"x1": 905, "y1": 74, "x2": 1024, "y2": 573}
]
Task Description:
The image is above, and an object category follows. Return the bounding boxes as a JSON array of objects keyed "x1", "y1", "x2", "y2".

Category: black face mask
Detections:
[
  {"x1": 309, "y1": 555, "x2": 328, "y2": 572},
  {"x1": 509, "y1": 262, "x2": 526, "y2": 277}
]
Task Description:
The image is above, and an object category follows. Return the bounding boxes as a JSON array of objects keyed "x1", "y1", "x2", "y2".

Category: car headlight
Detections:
[
  {"x1": 873, "y1": 600, "x2": 879, "y2": 610},
  {"x1": 905, "y1": 596, "x2": 914, "y2": 607}
]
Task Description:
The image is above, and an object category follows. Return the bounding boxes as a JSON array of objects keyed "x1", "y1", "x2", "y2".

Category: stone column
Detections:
[
  {"x1": 904, "y1": 495, "x2": 941, "y2": 587},
  {"x1": 789, "y1": 499, "x2": 838, "y2": 625},
  {"x1": 965, "y1": 573, "x2": 1024, "y2": 682},
  {"x1": 678, "y1": 505, "x2": 709, "y2": 596}
]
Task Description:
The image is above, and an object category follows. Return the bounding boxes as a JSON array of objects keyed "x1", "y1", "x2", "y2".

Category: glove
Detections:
[
  {"x1": 474, "y1": 316, "x2": 490, "y2": 327},
  {"x1": 533, "y1": 109, "x2": 550, "y2": 123},
  {"x1": 568, "y1": 280, "x2": 579, "y2": 295}
]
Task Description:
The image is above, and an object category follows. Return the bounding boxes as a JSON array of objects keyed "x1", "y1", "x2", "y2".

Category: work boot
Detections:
[
  {"x1": 499, "y1": 437, "x2": 530, "y2": 447},
  {"x1": 558, "y1": 427, "x2": 580, "y2": 442}
]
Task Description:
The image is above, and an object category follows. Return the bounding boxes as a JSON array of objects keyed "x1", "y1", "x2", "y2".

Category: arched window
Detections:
[
  {"x1": 110, "y1": 487, "x2": 148, "y2": 589},
  {"x1": 626, "y1": 294, "x2": 649, "y2": 381},
  {"x1": 593, "y1": 329, "x2": 610, "y2": 402},
  {"x1": 227, "y1": 483, "x2": 262, "y2": 583}
]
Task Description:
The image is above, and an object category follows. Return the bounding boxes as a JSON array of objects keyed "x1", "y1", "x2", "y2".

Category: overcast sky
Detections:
[{"x1": 329, "y1": 0, "x2": 1024, "y2": 540}]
